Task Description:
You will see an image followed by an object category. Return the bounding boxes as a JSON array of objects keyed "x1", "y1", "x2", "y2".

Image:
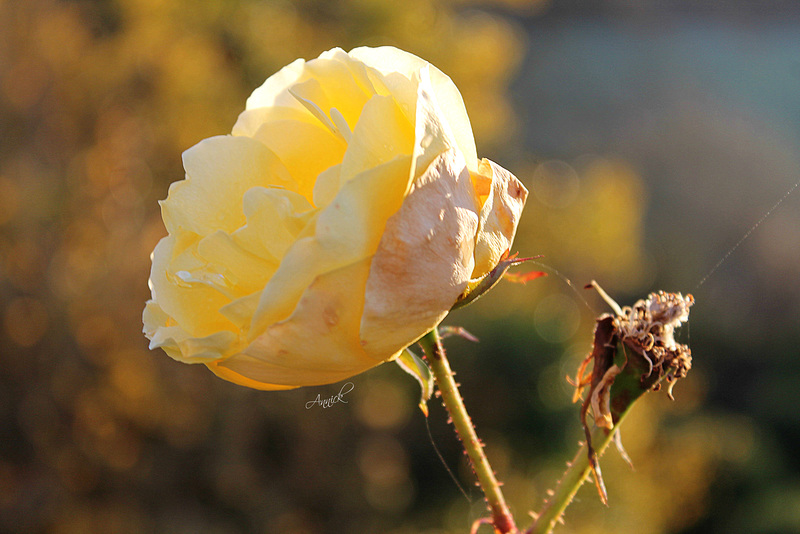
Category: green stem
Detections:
[
  {"x1": 419, "y1": 328, "x2": 517, "y2": 534},
  {"x1": 524, "y1": 411, "x2": 632, "y2": 534},
  {"x1": 525, "y1": 364, "x2": 676, "y2": 534}
]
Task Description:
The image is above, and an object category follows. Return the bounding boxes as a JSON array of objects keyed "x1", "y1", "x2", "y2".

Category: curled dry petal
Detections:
[{"x1": 572, "y1": 284, "x2": 695, "y2": 504}]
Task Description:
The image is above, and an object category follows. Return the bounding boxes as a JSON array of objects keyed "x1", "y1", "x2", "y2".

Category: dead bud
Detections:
[{"x1": 572, "y1": 282, "x2": 694, "y2": 504}]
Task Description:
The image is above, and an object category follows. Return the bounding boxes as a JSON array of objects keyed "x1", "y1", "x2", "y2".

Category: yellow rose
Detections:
[{"x1": 143, "y1": 46, "x2": 527, "y2": 390}]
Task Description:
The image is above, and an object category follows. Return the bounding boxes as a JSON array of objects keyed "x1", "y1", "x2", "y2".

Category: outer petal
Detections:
[
  {"x1": 350, "y1": 46, "x2": 478, "y2": 172},
  {"x1": 245, "y1": 57, "x2": 308, "y2": 112},
  {"x1": 409, "y1": 66, "x2": 460, "y2": 187},
  {"x1": 143, "y1": 299, "x2": 237, "y2": 364},
  {"x1": 232, "y1": 106, "x2": 315, "y2": 139},
  {"x1": 161, "y1": 136, "x2": 297, "y2": 236},
  {"x1": 148, "y1": 233, "x2": 236, "y2": 340},
  {"x1": 204, "y1": 365, "x2": 298, "y2": 391},
  {"x1": 359, "y1": 148, "x2": 479, "y2": 358},
  {"x1": 472, "y1": 158, "x2": 528, "y2": 278},
  {"x1": 211, "y1": 257, "x2": 379, "y2": 388}
]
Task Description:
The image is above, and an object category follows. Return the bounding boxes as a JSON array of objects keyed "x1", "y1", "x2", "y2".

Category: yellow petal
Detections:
[
  {"x1": 350, "y1": 46, "x2": 478, "y2": 171},
  {"x1": 339, "y1": 94, "x2": 414, "y2": 187},
  {"x1": 231, "y1": 186, "x2": 316, "y2": 262},
  {"x1": 161, "y1": 136, "x2": 296, "y2": 236},
  {"x1": 142, "y1": 299, "x2": 171, "y2": 342},
  {"x1": 249, "y1": 155, "x2": 412, "y2": 338},
  {"x1": 312, "y1": 164, "x2": 342, "y2": 209},
  {"x1": 205, "y1": 363, "x2": 299, "y2": 391},
  {"x1": 149, "y1": 233, "x2": 236, "y2": 339},
  {"x1": 472, "y1": 158, "x2": 528, "y2": 278},
  {"x1": 196, "y1": 230, "x2": 277, "y2": 297},
  {"x1": 289, "y1": 79, "x2": 341, "y2": 138},
  {"x1": 251, "y1": 117, "x2": 346, "y2": 202},
  {"x1": 219, "y1": 292, "x2": 260, "y2": 331},
  {"x1": 297, "y1": 58, "x2": 373, "y2": 131},
  {"x1": 317, "y1": 47, "x2": 379, "y2": 95},
  {"x1": 143, "y1": 301, "x2": 237, "y2": 363},
  {"x1": 245, "y1": 57, "x2": 308, "y2": 111},
  {"x1": 212, "y1": 257, "x2": 379, "y2": 388},
  {"x1": 360, "y1": 148, "x2": 479, "y2": 358},
  {"x1": 232, "y1": 105, "x2": 319, "y2": 139},
  {"x1": 410, "y1": 66, "x2": 458, "y2": 186}
]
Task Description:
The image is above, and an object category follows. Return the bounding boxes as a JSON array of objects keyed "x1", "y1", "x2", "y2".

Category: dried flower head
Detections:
[
  {"x1": 611, "y1": 289, "x2": 694, "y2": 397},
  {"x1": 570, "y1": 281, "x2": 694, "y2": 504}
]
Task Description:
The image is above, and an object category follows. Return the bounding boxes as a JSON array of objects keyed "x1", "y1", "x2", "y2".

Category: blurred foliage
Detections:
[{"x1": 1, "y1": 1, "x2": 798, "y2": 533}]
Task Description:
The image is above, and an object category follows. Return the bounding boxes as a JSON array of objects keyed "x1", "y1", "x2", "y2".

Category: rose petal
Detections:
[
  {"x1": 350, "y1": 46, "x2": 478, "y2": 171},
  {"x1": 232, "y1": 105, "x2": 313, "y2": 139},
  {"x1": 251, "y1": 118, "x2": 346, "y2": 202},
  {"x1": 148, "y1": 232, "x2": 237, "y2": 339},
  {"x1": 162, "y1": 136, "x2": 297, "y2": 236},
  {"x1": 196, "y1": 230, "x2": 277, "y2": 297},
  {"x1": 301, "y1": 55, "x2": 374, "y2": 130},
  {"x1": 213, "y1": 257, "x2": 378, "y2": 388},
  {"x1": 245, "y1": 57, "x2": 308, "y2": 111},
  {"x1": 359, "y1": 148, "x2": 478, "y2": 358},
  {"x1": 339, "y1": 94, "x2": 414, "y2": 187},
  {"x1": 231, "y1": 186, "x2": 315, "y2": 262},
  {"x1": 312, "y1": 164, "x2": 342, "y2": 208},
  {"x1": 410, "y1": 66, "x2": 460, "y2": 187},
  {"x1": 143, "y1": 298, "x2": 237, "y2": 364},
  {"x1": 472, "y1": 158, "x2": 528, "y2": 278},
  {"x1": 249, "y1": 155, "x2": 413, "y2": 338}
]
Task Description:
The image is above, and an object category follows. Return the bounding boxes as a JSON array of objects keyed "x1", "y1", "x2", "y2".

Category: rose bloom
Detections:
[{"x1": 143, "y1": 46, "x2": 527, "y2": 390}]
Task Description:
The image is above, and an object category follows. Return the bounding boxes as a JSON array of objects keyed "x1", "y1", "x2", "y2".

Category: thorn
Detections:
[
  {"x1": 566, "y1": 374, "x2": 577, "y2": 386},
  {"x1": 528, "y1": 511, "x2": 539, "y2": 520},
  {"x1": 613, "y1": 428, "x2": 634, "y2": 469},
  {"x1": 439, "y1": 325, "x2": 480, "y2": 343},
  {"x1": 546, "y1": 489, "x2": 555, "y2": 496}
]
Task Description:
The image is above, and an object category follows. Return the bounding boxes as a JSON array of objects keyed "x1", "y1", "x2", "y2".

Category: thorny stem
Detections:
[
  {"x1": 419, "y1": 328, "x2": 517, "y2": 534},
  {"x1": 524, "y1": 412, "x2": 632, "y2": 534},
  {"x1": 525, "y1": 368, "x2": 676, "y2": 534}
]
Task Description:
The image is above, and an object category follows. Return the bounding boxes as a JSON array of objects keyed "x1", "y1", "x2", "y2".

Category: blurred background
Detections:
[{"x1": 1, "y1": 0, "x2": 799, "y2": 532}]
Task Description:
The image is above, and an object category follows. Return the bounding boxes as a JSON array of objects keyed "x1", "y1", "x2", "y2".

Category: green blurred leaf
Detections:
[{"x1": 396, "y1": 347, "x2": 434, "y2": 416}]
